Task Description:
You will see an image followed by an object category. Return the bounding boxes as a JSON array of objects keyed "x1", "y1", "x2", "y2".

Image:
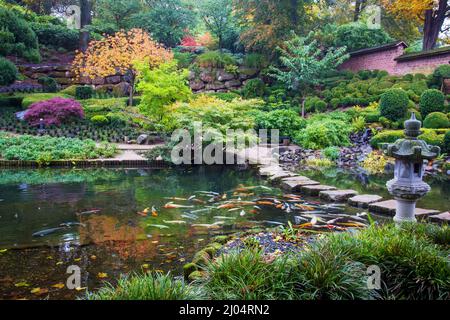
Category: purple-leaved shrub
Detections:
[{"x1": 24, "y1": 98, "x2": 84, "y2": 126}]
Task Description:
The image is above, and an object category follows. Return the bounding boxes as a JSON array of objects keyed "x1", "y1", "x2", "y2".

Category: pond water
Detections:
[
  {"x1": 0, "y1": 166, "x2": 364, "y2": 300},
  {"x1": 296, "y1": 167, "x2": 450, "y2": 212},
  {"x1": 1, "y1": 165, "x2": 445, "y2": 300}
]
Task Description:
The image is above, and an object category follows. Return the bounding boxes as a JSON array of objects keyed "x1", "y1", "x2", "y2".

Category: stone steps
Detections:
[{"x1": 428, "y1": 212, "x2": 450, "y2": 223}]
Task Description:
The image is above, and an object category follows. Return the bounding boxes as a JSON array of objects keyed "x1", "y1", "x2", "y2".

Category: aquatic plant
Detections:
[{"x1": 86, "y1": 272, "x2": 203, "y2": 300}]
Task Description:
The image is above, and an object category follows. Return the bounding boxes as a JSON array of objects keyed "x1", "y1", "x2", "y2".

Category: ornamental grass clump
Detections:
[
  {"x1": 86, "y1": 272, "x2": 203, "y2": 300},
  {"x1": 24, "y1": 97, "x2": 84, "y2": 127}
]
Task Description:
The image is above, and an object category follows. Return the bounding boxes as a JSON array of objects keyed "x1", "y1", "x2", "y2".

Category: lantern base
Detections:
[{"x1": 393, "y1": 198, "x2": 417, "y2": 224}]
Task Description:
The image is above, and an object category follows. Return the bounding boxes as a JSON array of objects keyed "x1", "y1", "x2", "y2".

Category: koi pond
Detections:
[{"x1": 0, "y1": 166, "x2": 447, "y2": 300}]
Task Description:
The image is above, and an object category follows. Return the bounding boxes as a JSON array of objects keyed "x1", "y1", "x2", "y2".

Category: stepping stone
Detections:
[
  {"x1": 348, "y1": 194, "x2": 383, "y2": 208},
  {"x1": 301, "y1": 185, "x2": 337, "y2": 196},
  {"x1": 319, "y1": 189, "x2": 358, "y2": 202},
  {"x1": 280, "y1": 177, "x2": 320, "y2": 191},
  {"x1": 267, "y1": 171, "x2": 297, "y2": 182},
  {"x1": 428, "y1": 212, "x2": 450, "y2": 223},
  {"x1": 258, "y1": 165, "x2": 284, "y2": 177},
  {"x1": 368, "y1": 200, "x2": 439, "y2": 216}
]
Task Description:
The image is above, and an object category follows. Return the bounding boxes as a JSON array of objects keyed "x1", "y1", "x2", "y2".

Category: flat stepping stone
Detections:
[
  {"x1": 267, "y1": 171, "x2": 297, "y2": 182},
  {"x1": 368, "y1": 200, "x2": 439, "y2": 216},
  {"x1": 280, "y1": 177, "x2": 320, "y2": 191},
  {"x1": 348, "y1": 194, "x2": 383, "y2": 208},
  {"x1": 319, "y1": 189, "x2": 358, "y2": 202},
  {"x1": 301, "y1": 185, "x2": 337, "y2": 196},
  {"x1": 428, "y1": 212, "x2": 450, "y2": 223},
  {"x1": 258, "y1": 166, "x2": 284, "y2": 177}
]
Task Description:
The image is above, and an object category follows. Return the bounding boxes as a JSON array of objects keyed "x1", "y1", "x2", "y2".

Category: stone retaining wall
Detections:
[{"x1": 17, "y1": 64, "x2": 260, "y2": 94}]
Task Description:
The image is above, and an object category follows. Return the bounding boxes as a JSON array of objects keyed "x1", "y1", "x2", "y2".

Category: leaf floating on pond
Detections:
[
  {"x1": 97, "y1": 272, "x2": 108, "y2": 279},
  {"x1": 14, "y1": 282, "x2": 30, "y2": 287},
  {"x1": 51, "y1": 283, "x2": 65, "y2": 289}
]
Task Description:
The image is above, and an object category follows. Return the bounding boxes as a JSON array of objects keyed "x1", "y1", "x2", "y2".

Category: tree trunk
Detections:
[
  {"x1": 129, "y1": 73, "x2": 135, "y2": 107},
  {"x1": 422, "y1": 0, "x2": 448, "y2": 51},
  {"x1": 79, "y1": 0, "x2": 92, "y2": 52}
]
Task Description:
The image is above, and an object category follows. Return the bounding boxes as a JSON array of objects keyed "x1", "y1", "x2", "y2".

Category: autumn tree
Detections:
[
  {"x1": 233, "y1": 0, "x2": 314, "y2": 57},
  {"x1": 382, "y1": 0, "x2": 449, "y2": 50},
  {"x1": 72, "y1": 28, "x2": 173, "y2": 106}
]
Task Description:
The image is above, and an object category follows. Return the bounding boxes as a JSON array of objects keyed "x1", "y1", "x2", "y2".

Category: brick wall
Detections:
[{"x1": 339, "y1": 43, "x2": 450, "y2": 76}]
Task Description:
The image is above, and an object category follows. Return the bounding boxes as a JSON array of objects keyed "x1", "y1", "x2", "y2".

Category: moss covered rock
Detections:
[
  {"x1": 188, "y1": 270, "x2": 206, "y2": 282},
  {"x1": 183, "y1": 263, "x2": 198, "y2": 279},
  {"x1": 192, "y1": 250, "x2": 211, "y2": 266}
]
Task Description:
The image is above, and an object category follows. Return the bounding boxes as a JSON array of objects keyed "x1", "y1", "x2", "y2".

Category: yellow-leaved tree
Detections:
[
  {"x1": 72, "y1": 28, "x2": 173, "y2": 105},
  {"x1": 382, "y1": 0, "x2": 449, "y2": 50}
]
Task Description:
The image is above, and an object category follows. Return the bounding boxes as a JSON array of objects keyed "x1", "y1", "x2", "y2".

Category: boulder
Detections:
[
  {"x1": 188, "y1": 70, "x2": 196, "y2": 80},
  {"x1": 189, "y1": 79, "x2": 205, "y2": 91},
  {"x1": 205, "y1": 81, "x2": 226, "y2": 91},
  {"x1": 137, "y1": 134, "x2": 148, "y2": 145},
  {"x1": 225, "y1": 80, "x2": 242, "y2": 88},
  {"x1": 113, "y1": 82, "x2": 131, "y2": 96},
  {"x1": 217, "y1": 69, "x2": 235, "y2": 81},
  {"x1": 105, "y1": 75, "x2": 122, "y2": 84},
  {"x1": 200, "y1": 70, "x2": 215, "y2": 83},
  {"x1": 54, "y1": 77, "x2": 72, "y2": 85},
  {"x1": 92, "y1": 77, "x2": 105, "y2": 85}
]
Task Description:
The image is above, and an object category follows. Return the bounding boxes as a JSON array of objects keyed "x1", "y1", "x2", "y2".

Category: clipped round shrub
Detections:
[
  {"x1": 38, "y1": 76, "x2": 58, "y2": 93},
  {"x1": 0, "y1": 57, "x2": 18, "y2": 86},
  {"x1": 24, "y1": 98, "x2": 84, "y2": 126},
  {"x1": 91, "y1": 115, "x2": 109, "y2": 126},
  {"x1": 315, "y1": 100, "x2": 327, "y2": 112},
  {"x1": 242, "y1": 78, "x2": 266, "y2": 99},
  {"x1": 76, "y1": 85, "x2": 94, "y2": 100},
  {"x1": 443, "y1": 131, "x2": 450, "y2": 153},
  {"x1": 106, "y1": 112, "x2": 127, "y2": 126},
  {"x1": 428, "y1": 64, "x2": 450, "y2": 89},
  {"x1": 60, "y1": 85, "x2": 78, "y2": 96},
  {"x1": 379, "y1": 88, "x2": 409, "y2": 121},
  {"x1": 420, "y1": 89, "x2": 445, "y2": 118},
  {"x1": 423, "y1": 112, "x2": 450, "y2": 129},
  {"x1": 322, "y1": 146, "x2": 340, "y2": 160}
]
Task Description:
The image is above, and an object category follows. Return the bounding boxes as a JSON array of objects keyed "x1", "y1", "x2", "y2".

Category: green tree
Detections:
[
  {"x1": 199, "y1": 0, "x2": 236, "y2": 50},
  {"x1": 136, "y1": 60, "x2": 191, "y2": 122},
  {"x1": 270, "y1": 32, "x2": 349, "y2": 91},
  {"x1": 134, "y1": 0, "x2": 196, "y2": 47},
  {"x1": 95, "y1": 0, "x2": 142, "y2": 29},
  {"x1": 233, "y1": 0, "x2": 314, "y2": 56},
  {"x1": 333, "y1": 22, "x2": 393, "y2": 52}
]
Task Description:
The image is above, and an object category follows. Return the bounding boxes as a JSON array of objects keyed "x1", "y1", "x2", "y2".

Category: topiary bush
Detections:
[
  {"x1": 423, "y1": 112, "x2": 450, "y2": 129},
  {"x1": 76, "y1": 86, "x2": 94, "y2": 100},
  {"x1": 24, "y1": 98, "x2": 84, "y2": 126},
  {"x1": 420, "y1": 89, "x2": 445, "y2": 118},
  {"x1": 428, "y1": 64, "x2": 450, "y2": 89},
  {"x1": 31, "y1": 22, "x2": 79, "y2": 51},
  {"x1": 90, "y1": 115, "x2": 109, "y2": 126},
  {"x1": 443, "y1": 130, "x2": 450, "y2": 154},
  {"x1": 0, "y1": 57, "x2": 18, "y2": 86},
  {"x1": 379, "y1": 88, "x2": 409, "y2": 122},
  {"x1": 38, "y1": 76, "x2": 58, "y2": 93},
  {"x1": 242, "y1": 78, "x2": 266, "y2": 99}
]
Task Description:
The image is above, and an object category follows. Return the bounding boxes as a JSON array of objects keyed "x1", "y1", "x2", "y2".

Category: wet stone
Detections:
[
  {"x1": 267, "y1": 171, "x2": 297, "y2": 182},
  {"x1": 428, "y1": 212, "x2": 450, "y2": 223},
  {"x1": 300, "y1": 185, "x2": 337, "y2": 196},
  {"x1": 319, "y1": 190, "x2": 358, "y2": 202},
  {"x1": 258, "y1": 165, "x2": 284, "y2": 177},
  {"x1": 280, "y1": 177, "x2": 320, "y2": 191},
  {"x1": 368, "y1": 200, "x2": 439, "y2": 216},
  {"x1": 348, "y1": 194, "x2": 383, "y2": 208}
]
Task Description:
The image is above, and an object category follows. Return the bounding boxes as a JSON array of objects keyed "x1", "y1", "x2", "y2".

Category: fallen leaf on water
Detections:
[
  {"x1": 141, "y1": 264, "x2": 149, "y2": 269},
  {"x1": 151, "y1": 240, "x2": 159, "y2": 244},
  {"x1": 31, "y1": 288, "x2": 48, "y2": 295},
  {"x1": 52, "y1": 283, "x2": 65, "y2": 289},
  {"x1": 0, "y1": 249, "x2": 7, "y2": 253},
  {"x1": 97, "y1": 272, "x2": 108, "y2": 279},
  {"x1": 74, "y1": 258, "x2": 81, "y2": 262},
  {"x1": 14, "y1": 282, "x2": 30, "y2": 287},
  {"x1": 90, "y1": 255, "x2": 97, "y2": 260},
  {"x1": 179, "y1": 258, "x2": 186, "y2": 262},
  {"x1": 75, "y1": 287, "x2": 87, "y2": 291},
  {"x1": 56, "y1": 261, "x2": 63, "y2": 266},
  {"x1": 46, "y1": 256, "x2": 53, "y2": 260}
]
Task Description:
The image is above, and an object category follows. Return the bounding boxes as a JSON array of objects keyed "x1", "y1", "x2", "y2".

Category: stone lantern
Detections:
[{"x1": 382, "y1": 113, "x2": 440, "y2": 223}]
